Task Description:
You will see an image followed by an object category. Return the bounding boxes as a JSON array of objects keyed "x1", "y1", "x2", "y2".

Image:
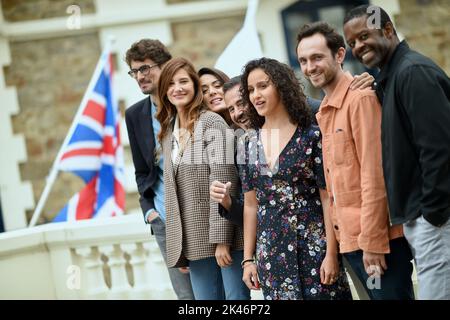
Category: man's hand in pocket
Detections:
[{"x1": 147, "y1": 211, "x2": 160, "y2": 223}]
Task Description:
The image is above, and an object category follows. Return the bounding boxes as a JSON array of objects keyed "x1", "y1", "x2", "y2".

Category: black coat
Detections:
[
  {"x1": 125, "y1": 97, "x2": 158, "y2": 218},
  {"x1": 375, "y1": 41, "x2": 450, "y2": 227}
]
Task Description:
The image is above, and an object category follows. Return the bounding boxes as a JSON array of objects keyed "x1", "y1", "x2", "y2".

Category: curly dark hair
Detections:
[
  {"x1": 125, "y1": 39, "x2": 172, "y2": 67},
  {"x1": 240, "y1": 57, "x2": 311, "y2": 129}
]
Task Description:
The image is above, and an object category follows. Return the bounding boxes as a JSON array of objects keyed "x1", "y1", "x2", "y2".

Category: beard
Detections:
[
  {"x1": 309, "y1": 72, "x2": 333, "y2": 89},
  {"x1": 140, "y1": 82, "x2": 156, "y2": 95}
]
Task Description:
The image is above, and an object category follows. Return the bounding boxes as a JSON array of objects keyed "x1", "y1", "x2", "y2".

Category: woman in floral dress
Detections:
[{"x1": 239, "y1": 58, "x2": 351, "y2": 300}]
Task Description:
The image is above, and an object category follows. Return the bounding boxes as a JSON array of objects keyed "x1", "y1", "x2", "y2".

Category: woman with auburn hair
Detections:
[
  {"x1": 156, "y1": 57, "x2": 250, "y2": 300},
  {"x1": 238, "y1": 57, "x2": 352, "y2": 300}
]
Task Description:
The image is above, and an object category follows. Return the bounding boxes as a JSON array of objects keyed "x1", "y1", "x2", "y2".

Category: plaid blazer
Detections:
[{"x1": 163, "y1": 110, "x2": 244, "y2": 268}]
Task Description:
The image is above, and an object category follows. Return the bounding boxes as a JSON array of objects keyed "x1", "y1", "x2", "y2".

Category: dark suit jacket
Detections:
[{"x1": 125, "y1": 97, "x2": 158, "y2": 218}]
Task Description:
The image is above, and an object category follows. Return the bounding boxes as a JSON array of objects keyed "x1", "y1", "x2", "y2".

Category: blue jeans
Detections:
[
  {"x1": 151, "y1": 217, "x2": 195, "y2": 300},
  {"x1": 189, "y1": 250, "x2": 250, "y2": 300},
  {"x1": 343, "y1": 237, "x2": 415, "y2": 300}
]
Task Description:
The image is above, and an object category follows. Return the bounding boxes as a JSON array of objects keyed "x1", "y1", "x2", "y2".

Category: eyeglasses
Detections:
[{"x1": 128, "y1": 63, "x2": 159, "y2": 78}]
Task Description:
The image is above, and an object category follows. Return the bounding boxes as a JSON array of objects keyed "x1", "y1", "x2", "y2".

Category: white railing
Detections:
[
  {"x1": 0, "y1": 213, "x2": 417, "y2": 300},
  {"x1": 0, "y1": 213, "x2": 176, "y2": 299}
]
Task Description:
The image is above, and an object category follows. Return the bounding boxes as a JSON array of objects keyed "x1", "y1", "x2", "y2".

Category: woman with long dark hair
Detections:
[{"x1": 198, "y1": 67, "x2": 233, "y2": 126}]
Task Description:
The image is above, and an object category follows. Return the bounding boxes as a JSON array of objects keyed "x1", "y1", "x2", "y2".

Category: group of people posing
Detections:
[{"x1": 125, "y1": 5, "x2": 450, "y2": 300}]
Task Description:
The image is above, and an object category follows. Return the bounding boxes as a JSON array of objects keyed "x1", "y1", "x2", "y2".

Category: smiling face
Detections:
[
  {"x1": 200, "y1": 74, "x2": 226, "y2": 113},
  {"x1": 247, "y1": 68, "x2": 281, "y2": 118},
  {"x1": 224, "y1": 84, "x2": 250, "y2": 130},
  {"x1": 167, "y1": 68, "x2": 195, "y2": 110},
  {"x1": 343, "y1": 15, "x2": 392, "y2": 69},
  {"x1": 296, "y1": 33, "x2": 344, "y2": 92},
  {"x1": 130, "y1": 58, "x2": 162, "y2": 95}
]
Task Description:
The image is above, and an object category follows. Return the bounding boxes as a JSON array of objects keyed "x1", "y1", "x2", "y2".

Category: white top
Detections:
[
  {"x1": 171, "y1": 115, "x2": 191, "y2": 163},
  {"x1": 171, "y1": 115, "x2": 181, "y2": 164}
]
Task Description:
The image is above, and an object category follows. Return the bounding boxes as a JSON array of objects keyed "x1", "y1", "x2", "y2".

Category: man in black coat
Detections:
[
  {"x1": 344, "y1": 5, "x2": 450, "y2": 300},
  {"x1": 125, "y1": 39, "x2": 194, "y2": 299}
]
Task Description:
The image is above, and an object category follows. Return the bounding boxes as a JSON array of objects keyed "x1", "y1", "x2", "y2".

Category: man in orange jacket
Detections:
[{"x1": 296, "y1": 22, "x2": 414, "y2": 299}]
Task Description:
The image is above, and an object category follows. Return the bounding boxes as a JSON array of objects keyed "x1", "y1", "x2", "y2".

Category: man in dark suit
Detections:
[{"x1": 125, "y1": 39, "x2": 194, "y2": 299}]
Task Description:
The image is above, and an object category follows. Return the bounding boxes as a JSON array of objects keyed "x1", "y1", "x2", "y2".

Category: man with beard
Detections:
[
  {"x1": 296, "y1": 22, "x2": 414, "y2": 299},
  {"x1": 343, "y1": 5, "x2": 450, "y2": 300},
  {"x1": 125, "y1": 39, "x2": 194, "y2": 299}
]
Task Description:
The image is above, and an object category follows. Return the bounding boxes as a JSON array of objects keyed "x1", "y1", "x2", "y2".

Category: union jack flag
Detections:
[{"x1": 53, "y1": 50, "x2": 125, "y2": 222}]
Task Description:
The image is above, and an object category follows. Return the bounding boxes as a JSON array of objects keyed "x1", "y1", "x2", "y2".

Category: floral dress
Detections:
[{"x1": 238, "y1": 125, "x2": 352, "y2": 300}]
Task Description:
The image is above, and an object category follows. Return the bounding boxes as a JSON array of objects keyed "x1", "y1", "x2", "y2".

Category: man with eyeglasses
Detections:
[{"x1": 124, "y1": 39, "x2": 194, "y2": 300}]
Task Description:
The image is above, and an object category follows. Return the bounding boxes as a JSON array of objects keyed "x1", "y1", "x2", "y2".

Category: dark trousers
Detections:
[{"x1": 343, "y1": 237, "x2": 415, "y2": 300}]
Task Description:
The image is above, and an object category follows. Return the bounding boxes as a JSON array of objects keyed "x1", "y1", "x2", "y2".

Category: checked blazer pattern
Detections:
[{"x1": 163, "y1": 110, "x2": 244, "y2": 268}]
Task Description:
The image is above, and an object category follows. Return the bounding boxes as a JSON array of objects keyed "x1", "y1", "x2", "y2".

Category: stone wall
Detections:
[
  {"x1": 169, "y1": 15, "x2": 244, "y2": 70},
  {"x1": 1, "y1": 0, "x2": 95, "y2": 22},
  {"x1": 395, "y1": 0, "x2": 450, "y2": 74},
  {"x1": 4, "y1": 33, "x2": 101, "y2": 223},
  {"x1": 2, "y1": 6, "x2": 243, "y2": 223}
]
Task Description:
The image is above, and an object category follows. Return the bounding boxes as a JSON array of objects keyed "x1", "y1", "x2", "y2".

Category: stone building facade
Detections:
[
  {"x1": 5, "y1": 33, "x2": 100, "y2": 222},
  {"x1": 0, "y1": 0, "x2": 448, "y2": 229},
  {"x1": 0, "y1": 0, "x2": 244, "y2": 227},
  {"x1": 395, "y1": 0, "x2": 450, "y2": 74}
]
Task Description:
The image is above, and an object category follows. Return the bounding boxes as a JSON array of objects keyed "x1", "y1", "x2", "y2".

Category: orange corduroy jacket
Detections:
[{"x1": 316, "y1": 72, "x2": 403, "y2": 254}]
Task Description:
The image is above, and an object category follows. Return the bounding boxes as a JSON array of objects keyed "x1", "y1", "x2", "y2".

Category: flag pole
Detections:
[
  {"x1": 29, "y1": 37, "x2": 116, "y2": 227},
  {"x1": 214, "y1": 0, "x2": 262, "y2": 77},
  {"x1": 243, "y1": 0, "x2": 259, "y2": 27}
]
